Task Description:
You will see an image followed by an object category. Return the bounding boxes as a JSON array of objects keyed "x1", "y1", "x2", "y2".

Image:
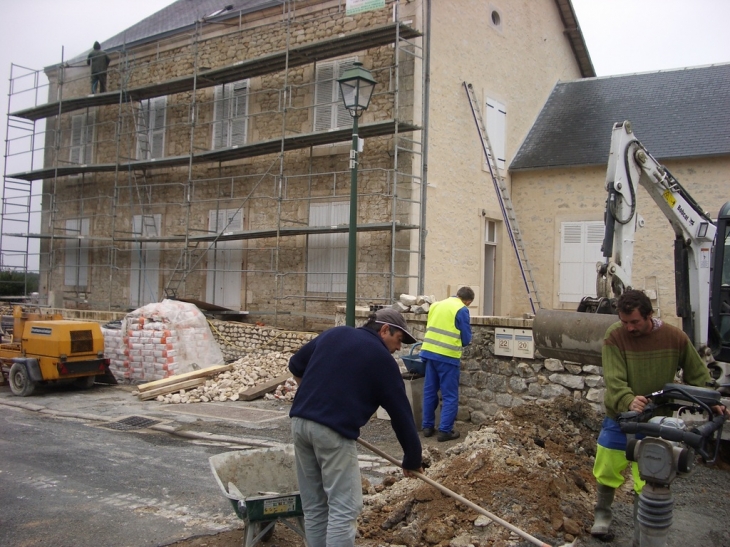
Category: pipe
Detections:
[{"x1": 356, "y1": 437, "x2": 553, "y2": 547}]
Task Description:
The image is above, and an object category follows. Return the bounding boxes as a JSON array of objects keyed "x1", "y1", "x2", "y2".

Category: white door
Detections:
[{"x1": 206, "y1": 209, "x2": 243, "y2": 309}]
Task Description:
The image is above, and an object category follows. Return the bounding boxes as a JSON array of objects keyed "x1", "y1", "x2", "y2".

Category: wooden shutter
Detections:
[
  {"x1": 334, "y1": 59, "x2": 356, "y2": 129},
  {"x1": 64, "y1": 218, "x2": 90, "y2": 286},
  {"x1": 150, "y1": 97, "x2": 166, "y2": 159},
  {"x1": 70, "y1": 115, "x2": 83, "y2": 164},
  {"x1": 307, "y1": 201, "x2": 348, "y2": 293},
  {"x1": 230, "y1": 81, "x2": 248, "y2": 146},
  {"x1": 212, "y1": 84, "x2": 227, "y2": 149}
]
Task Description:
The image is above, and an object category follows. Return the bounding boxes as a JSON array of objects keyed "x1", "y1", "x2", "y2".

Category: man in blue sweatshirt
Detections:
[{"x1": 289, "y1": 308, "x2": 423, "y2": 547}]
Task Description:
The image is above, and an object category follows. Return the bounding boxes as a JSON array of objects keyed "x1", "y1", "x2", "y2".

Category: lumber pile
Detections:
[{"x1": 136, "y1": 364, "x2": 233, "y2": 400}]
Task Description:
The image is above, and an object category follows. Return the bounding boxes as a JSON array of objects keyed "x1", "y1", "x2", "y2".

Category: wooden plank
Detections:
[
  {"x1": 138, "y1": 378, "x2": 206, "y2": 400},
  {"x1": 137, "y1": 364, "x2": 232, "y2": 392},
  {"x1": 238, "y1": 373, "x2": 291, "y2": 401}
]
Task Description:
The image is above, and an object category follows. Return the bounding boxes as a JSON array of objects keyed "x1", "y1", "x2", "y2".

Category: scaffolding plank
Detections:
[{"x1": 11, "y1": 23, "x2": 421, "y2": 121}]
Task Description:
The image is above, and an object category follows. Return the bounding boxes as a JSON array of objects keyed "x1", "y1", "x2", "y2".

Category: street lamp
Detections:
[{"x1": 337, "y1": 61, "x2": 376, "y2": 326}]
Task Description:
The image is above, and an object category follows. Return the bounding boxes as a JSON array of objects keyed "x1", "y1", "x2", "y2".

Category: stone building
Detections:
[{"x1": 23, "y1": 1, "x2": 728, "y2": 337}]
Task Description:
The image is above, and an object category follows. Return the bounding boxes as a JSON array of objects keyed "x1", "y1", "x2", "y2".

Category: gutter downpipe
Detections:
[{"x1": 418, "y1": 0, "x2": 431, "y2": 295}]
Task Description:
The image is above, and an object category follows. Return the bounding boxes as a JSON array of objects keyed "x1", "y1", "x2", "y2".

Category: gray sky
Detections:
[{"x1": 1, "y1": 0, "x2": 729, "y2": 270}]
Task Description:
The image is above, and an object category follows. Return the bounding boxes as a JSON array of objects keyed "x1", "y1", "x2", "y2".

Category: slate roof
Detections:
[
  {"x1": 510, "y1": 63, "x2": 730, "y2": 170},
  {"x1": 102, "y1": 1, "x2": 283, "y2": 51}
]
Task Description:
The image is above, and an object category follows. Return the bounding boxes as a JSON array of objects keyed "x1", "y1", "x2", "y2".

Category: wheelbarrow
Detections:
[{"x1": 209, "y1": 445, "x2": 307, "y2": 546}]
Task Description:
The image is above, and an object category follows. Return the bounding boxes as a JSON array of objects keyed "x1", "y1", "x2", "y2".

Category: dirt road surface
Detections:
[{"x1": 165, "y1": 396, "x2": 730, "y2": 547}]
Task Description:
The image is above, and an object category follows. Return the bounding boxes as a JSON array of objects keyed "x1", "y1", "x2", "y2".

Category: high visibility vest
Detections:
[{"x1": 420, "y1": 297, "x2": 465, "y2": 359}]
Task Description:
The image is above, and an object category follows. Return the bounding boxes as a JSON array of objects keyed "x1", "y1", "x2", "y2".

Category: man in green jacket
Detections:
[{"x1": 591, "y1": 289, "x2": 713, "y2": 543}]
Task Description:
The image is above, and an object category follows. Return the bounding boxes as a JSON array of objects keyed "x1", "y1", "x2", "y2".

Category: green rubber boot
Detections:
[{"x1": 590, "y1": 484, "x2": 615, "y2": 537}]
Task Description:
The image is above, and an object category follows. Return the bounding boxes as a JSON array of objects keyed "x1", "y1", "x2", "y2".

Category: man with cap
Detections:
[{"x1": 289, "y1": 308, "x2": 423, "y2": 547}]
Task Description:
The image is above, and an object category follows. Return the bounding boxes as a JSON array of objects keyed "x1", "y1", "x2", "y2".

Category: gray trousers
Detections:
[{"x1": 291, "y1": 417, "x2": 363, "y2": 547}]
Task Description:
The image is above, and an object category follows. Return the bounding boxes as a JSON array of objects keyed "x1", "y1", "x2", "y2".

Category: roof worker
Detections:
[
  {"x1": 288, "y1": 308, "x2": 423, "y2": 547},
  {"x1": 87, "y1": 41, "x2": 110, "y2": 94},
  {"x1": 420, "y1": 286, "x2": 474, "y2": 442},
  {"x1": 591, "y1": 289, "x2": 726, "y2": 544}
]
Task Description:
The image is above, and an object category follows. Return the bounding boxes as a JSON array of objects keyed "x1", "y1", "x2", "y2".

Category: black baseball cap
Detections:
[{"x1": 374, "y1": 308, "x2": 417, "y2": 344}]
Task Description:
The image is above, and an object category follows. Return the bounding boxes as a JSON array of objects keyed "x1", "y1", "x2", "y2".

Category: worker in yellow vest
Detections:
[{"x1": 420, "y1": 286, "x2": 474, "y2": 442}]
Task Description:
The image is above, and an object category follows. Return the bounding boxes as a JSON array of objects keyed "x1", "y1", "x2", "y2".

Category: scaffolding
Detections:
[{"x1": 1, "y1": 1, "x2": 426, "y2": 330}]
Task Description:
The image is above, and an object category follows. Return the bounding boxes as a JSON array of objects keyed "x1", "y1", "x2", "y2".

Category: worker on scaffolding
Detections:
[{"x1": 87, "y1": 41, "x2": 110, "y2": 94}]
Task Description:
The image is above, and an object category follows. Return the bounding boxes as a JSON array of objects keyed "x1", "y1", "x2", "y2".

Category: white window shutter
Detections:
[
  {"x1": 136, "y1": 101, "x2": 151, "y2": 159},
  {"x1": 486, "y1": 98, "x2": 506, "y2": 170},
  {"x1": 230, "y1": 81, "x2": 248, "y2": 146},
  {"x1": 70, "y1": 116, "x2": 83, "y2": 165},
  {"x1": 334, "y1": 59, "x2": 356, "y2": 129},
  {"x1": 559, "y1": 221, "x2": 604, "y2": 302},
  {"x1": 150, "y1": 97, "x2": 166, "y2": 159},
  {"x1": 65, "y1": 218, "x2": 90, "y2": 286},
  {"x1": 329, "y1": 201, "x2": 349, "y2": 292},
  {"x1": 83, "y1": 111, "x2": 95, "y2": 164},
  {"x1": 307, "y1": 201, "x2": 349, "y2": 293},
  {"x1": 314, "y1": 62, "x2": 334, "y2": 132},
  {"x1": 212, "y1": 84, "x2": 226, "y2": 149}
]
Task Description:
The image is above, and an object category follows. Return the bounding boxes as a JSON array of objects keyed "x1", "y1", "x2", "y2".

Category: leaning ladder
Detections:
[{"x1": 463, "y1": 82, "x2": 542, "y2": 314}]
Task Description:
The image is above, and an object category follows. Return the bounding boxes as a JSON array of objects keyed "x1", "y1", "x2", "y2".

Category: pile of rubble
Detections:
[
  {"x1": 155, "y1": 350, "x2": 293, "y2": 403},
  {"x1": 357, "y1": 396, "x2": 606, "y2": 546},
  {"x1": 390, "y1": 294, "x2": 435, "y2": 315}
]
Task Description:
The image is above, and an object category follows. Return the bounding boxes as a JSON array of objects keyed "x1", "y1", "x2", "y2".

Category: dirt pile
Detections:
[{"x1": 358, "y1": 396, "x2": 608, "y2": 546}]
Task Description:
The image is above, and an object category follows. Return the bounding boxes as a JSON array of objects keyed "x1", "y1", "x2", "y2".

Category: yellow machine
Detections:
[{"x1": 0, "y1": 306, "x2": 114, "y2": 397}]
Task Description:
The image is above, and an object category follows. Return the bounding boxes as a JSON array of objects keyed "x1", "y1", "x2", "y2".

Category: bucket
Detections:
[{"x1": 401, "y1": 342, "x2": 425, "y2": 376}]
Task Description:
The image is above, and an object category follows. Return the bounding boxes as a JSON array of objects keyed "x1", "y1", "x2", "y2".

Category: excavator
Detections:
[{"x1": 533, "y1": 120, "x2": 730, "y2": 383}]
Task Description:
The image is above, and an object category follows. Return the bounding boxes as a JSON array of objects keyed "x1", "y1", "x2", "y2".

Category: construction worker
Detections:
[
  {"x1": 87, "y1": 41, "x2": 110, "y2": 94},
  {"x1": 591, "y1": 289, "x2": 722, "y2": 545},
  {"x1": 288, "y1": 308, "x2": 423, "y2": 547},
  {"x1": 420, "y1": 286, "x2": 474, "y2": 442}
]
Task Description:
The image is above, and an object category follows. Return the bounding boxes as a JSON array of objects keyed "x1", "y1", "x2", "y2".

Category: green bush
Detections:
[{"x1": 0, "y1": 270, "x2": 39, "y2": 296}]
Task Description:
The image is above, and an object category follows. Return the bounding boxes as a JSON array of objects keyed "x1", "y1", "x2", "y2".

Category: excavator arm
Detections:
[{"x1": 534, "y1": 121, "x2": 722, "y2": 366}]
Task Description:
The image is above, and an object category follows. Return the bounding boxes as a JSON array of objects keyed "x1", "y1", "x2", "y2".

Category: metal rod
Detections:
[{"x1": 356, "y1": 437, "x2": 553, "y2": 547}]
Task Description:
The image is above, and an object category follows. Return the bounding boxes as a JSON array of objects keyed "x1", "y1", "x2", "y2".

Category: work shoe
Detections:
[
  {"x1": 437, "y1": 430, "x2": 460, "y2": 442},
  {"x1": 422, "y1": 427, "x2": 435, "y2": 437}
]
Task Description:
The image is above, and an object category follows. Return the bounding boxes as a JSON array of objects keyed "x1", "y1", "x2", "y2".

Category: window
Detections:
[
  {"x1": 559, "y1": 221, "x2": 605, "y2": 302},
  {"x1": 136, "y1": 97, "x2": 166, "y2": 160},
  {"x1": 307, "y1": 201, "x2": 349, "y2": 293},
  {"x1": 314, "y1": 58, "x2": 357, "y2": 132},
  {"x1": 206, "y1": 209, "x2": 243, "y2": 308},
  {"x1": 130, "y1": 214, "x2": 161, "y2": 307},
  {"x1": 212, "y1": 80, "x2": 249, "y2": 149},
  {"x1": 485, "y1": 97, "x2": 506, "y2": 170},
  {"x1": 64, "y1": 218, "x2": 90, "y2": 287},
  {"x1": 70, "y1": 112, "x2": 95, "y2": 165}
]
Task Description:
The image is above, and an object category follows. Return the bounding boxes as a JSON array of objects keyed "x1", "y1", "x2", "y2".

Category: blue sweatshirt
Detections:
[{"x1": 289, "y1": 326, "x2": 422, "y2": 470}]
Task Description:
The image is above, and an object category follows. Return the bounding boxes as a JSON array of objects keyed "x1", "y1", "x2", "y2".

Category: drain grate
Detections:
[{"x1": 100, "y1": 416, "x2": 161, "y2": 431}]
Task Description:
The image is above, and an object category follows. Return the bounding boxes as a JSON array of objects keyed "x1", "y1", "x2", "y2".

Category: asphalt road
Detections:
[{"x1": 0, "y1": 401, "x2": 242, "y2": 547}]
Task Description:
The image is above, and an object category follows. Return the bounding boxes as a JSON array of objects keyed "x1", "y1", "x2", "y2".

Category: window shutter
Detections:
[
  {"x1": 486, "y1": 98, "x2": 507, "y2": 170},
  {"x1": 559, "y1": 221, "x2": 604, "y2": 302},
  {"x1": 136, "y1": 101, "x2": 151, "y2": 159},
  {"x1": 150, "y1": 97, "x2": 166, "y2": 159},
  {"x1": 212, "y1": 84, "x2": 226, "y2": 149},
  {"x1": 230, "y1": 81, "x2": 248, "y2": 146},
  {"x1": 314, "y1": 62, "x2": 334, "y2": 132},
  {"x1": 83, "y1": 111, "x2": 95, "y2": 164},
  {"x1": 65, "y1": 218, "x2": 89, "y2": 286},
  {"x1": 307, "y1": 201, "x2": 349, "y2": 293},
  {"x1": 70, "y1": 115, "x2": 83, "y2": 164},
  {"x1": 334, "y1": 59, "x2": 356, "y2": 129}
]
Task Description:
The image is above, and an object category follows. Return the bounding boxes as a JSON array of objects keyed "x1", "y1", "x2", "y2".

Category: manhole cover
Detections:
[{"x1": 100, "y1": 416, "x2": 161, "y2": 431}]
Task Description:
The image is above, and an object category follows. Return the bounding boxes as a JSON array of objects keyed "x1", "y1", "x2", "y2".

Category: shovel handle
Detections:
[{"x1": 357, "y1": 437, "x2": 552, "y2": 547}]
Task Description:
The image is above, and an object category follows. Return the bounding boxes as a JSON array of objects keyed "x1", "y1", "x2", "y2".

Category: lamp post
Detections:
[{"x1": 337, "y1": 62, "x2": 376, "y2": 326}]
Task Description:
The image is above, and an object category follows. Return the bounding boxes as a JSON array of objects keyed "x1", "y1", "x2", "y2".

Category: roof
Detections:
[
  {"x1": 510, "y1": 63, "x2": 730, "y2": 170},
  {"x1": 102, "y1": 1, "x2": 283, "y2": 51}
]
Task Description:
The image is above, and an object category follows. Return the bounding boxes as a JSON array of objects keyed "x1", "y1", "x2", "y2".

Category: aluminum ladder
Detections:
[{"x1": 463, "y1": 82, "x2": 542, "y2": 314}]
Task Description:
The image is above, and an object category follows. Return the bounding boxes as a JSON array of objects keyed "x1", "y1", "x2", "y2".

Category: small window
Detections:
[
  {"x1": 212, "y1": 80, "x2": 249, "y2": 149},
  {"x1": 485, "y1": 220, "x2": 497, "y2": 244},
  {"x1": 136, "y1": 97, "x2": 166, "y2": 160}
]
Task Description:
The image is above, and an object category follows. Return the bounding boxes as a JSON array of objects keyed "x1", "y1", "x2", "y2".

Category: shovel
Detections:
[{"x1": 357, "y1": 437, "x2": 566, "y2": 547}]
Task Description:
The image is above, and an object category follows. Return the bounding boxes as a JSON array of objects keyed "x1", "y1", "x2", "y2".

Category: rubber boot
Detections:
[
  {"x1": 632, "y1": 493, "x2": 640, "y2": 547},
  {"x1": 590, "y1": 484, "x2": 615, "y2": 537}
]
